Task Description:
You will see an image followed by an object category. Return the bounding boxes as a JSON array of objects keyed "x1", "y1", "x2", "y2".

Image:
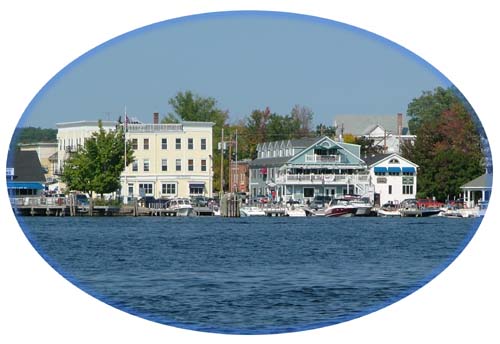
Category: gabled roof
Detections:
[
  {"x1": 363, "y1": 152, "x2": 419, "y2": 168},
  {"x1": 7, "y1": 150, "x2": 46, "y2": 182},
  {"x1": 334, "y1": 114, "x2": 410, "y2": 136},
  {"x1": 461, "y1": 173, "x2": 493, "y2": 189},
  {"x1": 290, "y1": 136, "x2": 366, "y2": 165}
]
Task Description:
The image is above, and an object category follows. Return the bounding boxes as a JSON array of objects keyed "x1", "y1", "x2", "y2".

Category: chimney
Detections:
[
  {"x1": 397, "y1": 113, "x2": 403, "y2": 136},
  {"x1": 153, "y1": 112, "x2": 159, "y2": 124}
]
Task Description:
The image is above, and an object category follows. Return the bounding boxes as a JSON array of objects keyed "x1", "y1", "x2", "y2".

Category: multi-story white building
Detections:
[
  {"x1": 364, "y1": 153, "x2": 418, "y2": 206},
  {"x1": 56, "y1": 116, "x2": 214, "y2": 199},
  {"x1": 122, "y1": 120, "x2": 213, "y2": 200}
]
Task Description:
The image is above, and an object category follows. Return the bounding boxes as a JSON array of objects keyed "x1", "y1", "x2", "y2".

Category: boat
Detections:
[
  {"x1": 347, "y1": 196, "x2": 373, "y2": 216},
  {"x1": 285, "y1": 205, "x2": 307, "y2": 217},
  {"x1": 377, "y1": 202, "x2": 401, "y2": 217},
  {"x1": 240, "y1": 206, "x2": 266, "y2": 216},
  {"x1": 324, "y1": 199, "x2": 357, "y2": 217},
  {"x1": 168, "y1": 198, "x2": 194, "y2": 216},
  {"x1": 399, "y1": 199, "x2": 442, "y2": 217},
  {"x1": 304, "y1": 207, "x2": 326, "y2": 216}
]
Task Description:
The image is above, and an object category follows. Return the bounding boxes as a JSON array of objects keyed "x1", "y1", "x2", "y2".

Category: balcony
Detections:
[
  {"x1": 276, "y1": 173, "x2": 370, "y2": 185},
  {"x1": 305, "y1": 154, "x2": 341, "y2": 163}
]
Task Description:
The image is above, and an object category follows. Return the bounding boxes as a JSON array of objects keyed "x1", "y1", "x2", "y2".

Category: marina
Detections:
[{"x1": 9, "y1": 194, "x2": 487, "y2": 218}]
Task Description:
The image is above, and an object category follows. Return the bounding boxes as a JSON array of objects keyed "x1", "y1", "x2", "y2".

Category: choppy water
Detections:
[{"x1": 19, "y1": 215, "x2": 479, "y2": 334}]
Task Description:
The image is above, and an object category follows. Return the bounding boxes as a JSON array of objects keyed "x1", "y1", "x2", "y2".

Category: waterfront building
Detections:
[
  {"x1": 229, "y1": 159, "x2": 251, "y2": 193},
  {"x1": 6, "y1": 150, "x2": 46, "y2": 197},
  {"x1": 363, "y1": 153, "x2": 418, "y2": 206},
  {"x1": 121, "y1": 117, "x2": 214, "y2": 200},
  {"x1": 18, "y1": 142, "x2": 58, "y2": 182},
  {"x1": 333, "y1": 113, "x2": 416, "y2": 154},
  {"x1": 56, "y1": 115, "x2": 214, "y2": 200},
  {"x1": 249, "y1": 136, "x2": 370, "y2": 203},
  {"x1": 460, "y1": 173, "x2": 492, "y2": 208}
]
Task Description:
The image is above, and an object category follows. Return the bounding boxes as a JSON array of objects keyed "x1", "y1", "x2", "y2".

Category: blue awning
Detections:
[
  {"x1": 402, "y1": 167, "x2": 416, "y2": 173},
  {"x1": 189, "y1": 183, "x2": 205, "y2": 188},
  {"x1": 387, "y1": 167, "x2": 401, "y2": 173},
  {"x1": 7, "y1": 182, "x2": 44, "y2": 190},
  {"x1": 374, "y1": 167, "x2": 387, "y2": 173}
]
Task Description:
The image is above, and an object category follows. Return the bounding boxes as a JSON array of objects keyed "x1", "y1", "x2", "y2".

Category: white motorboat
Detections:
[
  {"x1": 240, "y1": 206, "x2": 266, "y2": 216},
  {"x1": 377, "y1": 202, "x2": 401, "y2": 217},
  {"x1": 168, "y1": 198, "x2": 194, "y2": 216},
  {"x1": 285, "y1": 205, "x2": 307, "y2": 217}
]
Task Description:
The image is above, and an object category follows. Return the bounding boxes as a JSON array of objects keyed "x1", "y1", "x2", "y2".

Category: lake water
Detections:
[{"x1": 18, "y1": 215, "x2": 480, "y2": 334}]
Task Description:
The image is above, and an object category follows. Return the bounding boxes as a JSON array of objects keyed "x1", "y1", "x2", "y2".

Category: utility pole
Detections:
[
  {"x1": 235, "y1": 129, "x2": 238, "y2": 193},
  {"x1": 220, "y1": 128, "x2": 224, "y2": 196}
]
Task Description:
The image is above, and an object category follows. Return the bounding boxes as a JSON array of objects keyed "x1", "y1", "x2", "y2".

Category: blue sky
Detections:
[{"x1": 19, "y1": 11, "x2": 450, "y2": 129}]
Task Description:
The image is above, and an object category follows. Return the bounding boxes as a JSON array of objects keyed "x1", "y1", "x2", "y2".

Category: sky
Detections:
[{"x1": 18, "y1": 11, "x2": 450, "y2": 129}]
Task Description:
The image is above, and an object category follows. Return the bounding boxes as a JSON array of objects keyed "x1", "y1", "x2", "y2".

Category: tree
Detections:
[
  {"x1": 315, "y1": 124, "x2": 336, "y2": 138},
  {"x1": 61, "y1": 121, "x2": 134, "y2": 198},
  {"x1": 402, "y1": 87, "x2": 484, "y2": 200},
  {"x1": 290, "y1": 104, "x2": 314, "y2": 137}
]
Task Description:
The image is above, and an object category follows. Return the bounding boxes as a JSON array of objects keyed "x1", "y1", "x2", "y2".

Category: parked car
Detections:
[{"x1": 191, "y1": 196, "x2": 209, "y2": 207}]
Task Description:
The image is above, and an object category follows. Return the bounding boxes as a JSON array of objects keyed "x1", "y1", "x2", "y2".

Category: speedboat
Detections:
[
  {"x1": 168, "y1": 198, "x2": 194, "y2": 216},
  {"x1": 240, "y1": 206, "x2": 266, "y2": 216},
  {"x1": 324, "y1": 199, "x2": 357, "y2": 217}
]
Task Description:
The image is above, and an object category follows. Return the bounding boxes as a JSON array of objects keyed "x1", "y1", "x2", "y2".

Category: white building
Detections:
[
  {"x1": 364, "y1": 153, "x2": 418, "y2": 206},
  {"x1": 56, "y1": 115, "x2": 214, "y2": 199},
  {"x1": 121, "y1": 120, "x2": 213, "y2": 200}
]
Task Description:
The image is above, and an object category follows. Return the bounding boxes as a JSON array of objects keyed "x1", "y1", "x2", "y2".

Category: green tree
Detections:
[
  {"x1": 61, "y1": 121, "x2": 134, "y2": 198},
  {"x1": 402, "y1": 87, "x2": 484, "y2": 200}
]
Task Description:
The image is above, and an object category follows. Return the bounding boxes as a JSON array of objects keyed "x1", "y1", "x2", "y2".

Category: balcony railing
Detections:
[
  {"x1": 275, "y1": 174, "x2": 370, "y2": 184},
  {"x1": 305, "y1": 154, "x2": 341, "y2": 163}
]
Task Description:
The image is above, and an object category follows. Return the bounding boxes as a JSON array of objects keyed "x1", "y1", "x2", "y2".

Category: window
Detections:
[
  {"x1": 375, "y1": 171, "x2": 386, "y2": 176},
  {"x1": 403, "y1": 185, "x2": 414, "y2": 194},
  {"x1": 138, "y1": 183, "x2": 153, "y2": 195},
  {"x1": 161, "y1": 159, "x2": 168, "y2": 172},
  {"x1": 162, "y1": 183, "x2": 176, "y2": 195},
  {"x1": 201, "y1": 138, "x2": 207, "y2": 150},
  {"x1": 161, "y1": 138, "x2": 167, "y2": 150},
  {"x1": 188, "y1": 138, "x2": 194, "y2": 150},
  {"x1": 132, "y1": 161, "x2": 138, "y2": 172},
  {"x1": 388, "y1": 185, "x2": 392, "y2": 194},
  {"x1": 128, "y1": 184, "x2": 133, "y2": 196},
  {"x1": 388, "y1": 171, "x2": 400, "y2": 176},
  {"x1": 190, "y1": 184, "x2": 204, "y2": 195},
  {"x1": 143, "y1": 138, "x2": 149, "y2": 150},
  {"x1": 131, "y1": 138, "x2": 138, "y2": 150},
  {"x1": 188, "y1": 159, "x2": 194, "y2": 171},
  {"x1": 201, "y1": 159, "x2": 207, "y2": 172},
  {"x1": 176, "y1": 138, "x2": 181, "y2": 150},
  {"x1": 143, "y1": 159, "x2": 150, "y2": 172},
  {"x1": 304, "y1": 187, "x2": 315, "y2": 197},
  {"x1": 389, "y1": 158, "x2": 400, "y2": 164},
  {"x1": 176, "y1": 159, "x2": 181, "y2": 171}
]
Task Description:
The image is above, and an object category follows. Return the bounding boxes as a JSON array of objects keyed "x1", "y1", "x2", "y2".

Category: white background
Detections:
[{"x1": 1, "y1": 1, "x2": 498, "y2": 343}]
